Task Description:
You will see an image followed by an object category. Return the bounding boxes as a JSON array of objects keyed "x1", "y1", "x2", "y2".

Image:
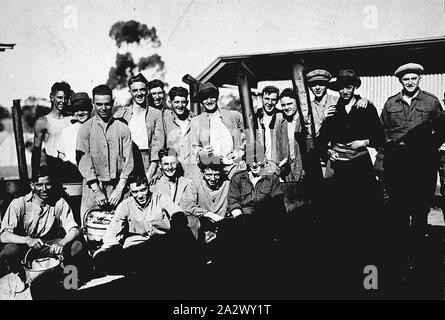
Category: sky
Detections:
[{"x1": 0, "y1": 0, "x2": 444, "y2": 107}]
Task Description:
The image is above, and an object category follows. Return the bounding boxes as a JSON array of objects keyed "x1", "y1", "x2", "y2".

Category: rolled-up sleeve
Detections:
[
  {"x1": 76, "y1": 123, "x2": 98, "y2": 183},
  {"x1": 101, "y1": 202, "x2": 128, "y2": 249},
  {"x1": 58, "y1": 199, "x2": 79, "y2": 234},
  {"x1": 0, "y1": 198, "x2": 23, "y2": 236}
]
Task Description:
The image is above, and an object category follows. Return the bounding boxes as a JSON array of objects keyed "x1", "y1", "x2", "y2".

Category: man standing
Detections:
[
  {"x1": 381, "y1": 63, "x2": 443, "y2": 275},
  {"x1": 149, "y1": 147, "x2": 191, "y2": 207},
  {"x1": 163, "y1": 86, "x2": 196, "y2": 177},
  {"x1": 32, "y1": 81, "x2": 72, "y2": 176},
  {"x1": 76, "y1": 84, "x2": 133, "y2": 224},
  {"x1": 0, "y1": 166, "x2": 90, "y2": 289},
  {"x1": 255, "y1": 86, "x2": 283, "y2": 163},
  {"x1": 56, "y1": 92, "x2": 92, "y2": 182},
  {"x1": 147, "y1": 79, "x2": 167, "y2": 111},
  {"x1": 190, "y1": 82, "x2": 245, "y2": 178},
  {"x1": 114, "y1": 74, "x2": 164, "y2": 181}
]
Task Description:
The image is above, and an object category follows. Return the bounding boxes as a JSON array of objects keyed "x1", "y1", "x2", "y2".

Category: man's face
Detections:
[
  {"x1": 74, "y1": 110, "x2": 91, "y2": 124},
  {"x1": 171, "y1": 95, "x2": 189, "y2": 116},
  {"x1": 149, "y1": 87, "x2": 165, "y2": 108},
  {"x1": 203, "y1": 168, "x2": 222, "y2": 189},
  {"x1": 161, "y1": 155, "x2": 178, "y2": 180},
  {"x1": 400, "y1": 73, "x2": 421, "y2": 94},
  {"x1": 129, "y1": 81, "x2": 147, "y2": 106},
  {"x1": 339, "y1": 84, "x2": 355, "y2": 101},
  {"x1": 309, "y1": 82, "x2": 328, "y2": 99},
  {"x1": 281, "y1": 96, "x2": 298, "y2": 117},
  {"x1": 201, "y1": 97, "x2": 218, "y2": 112},
  {"x1": 262, "y1": 92, "x2": 278, "y2": 113},
  {"x1": 32, "y1": 176, "x2": 53, "y2": 201},
  {"x1": 51, "y1": 90, "x2": 68, "y2": 113},
  {"x1": 93, "y1": 95, "x2": 113, "y2": 121},
  {"x1": 129, "y1": 182, "x2": 149, "y2": 207}
]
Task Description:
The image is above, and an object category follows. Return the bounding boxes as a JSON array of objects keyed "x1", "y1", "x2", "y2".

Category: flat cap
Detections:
[
  {"x1": 394, "y1": 63, "x2": 424, "y2": 78},
  {"x1": 71, "y1": 92, "x2": 92, "y2": 111},
  {"x1": 306, "y1": 69, "x2": 332, "y2": 83},
  {"x1": 197, "y1": 82, "x2": 219, "y2": 101}
]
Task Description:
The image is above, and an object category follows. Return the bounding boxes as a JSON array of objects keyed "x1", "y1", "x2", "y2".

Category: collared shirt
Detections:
[
  {"x1": 76, "y1": 115, "x2": 134, "y2": 183},
  {"x1": 114, "y1": 105, "x2": 164, "y2": 162},
  {"x1": 311, "y1": 94, "x2": 339, "y2": 136},
  {"x1": 181, "y1": 177, "x2": 230, "y2": 218},
  {"x1": 128, "y1": 105, "x2": 149, "y2": 150},
  {"x1": 381, "y1": 90, "x2": 443, "y2": 142},
  {"x1": 191, "y1": 108, "x2": 246, "y2": 155},
  {"x1": 227, "y1": 170, "x2": 283, "y2": 216},
  {"x1": 57, "y1": 121, "x2": 80, "y2": 165},
  {"x1": 149, "y1": 174, "x2": 191, "y2": 206},
  {"x1": 263, "y1": 113, "x2": 273, "y2": 159},
  {"x1": 0, "y1": 192, "x2": 78, "y2": 239},
  {"x1": 163, "y1": 110, "x2": 193, "y2": 166},
  {"x1": 101, "y1": 193, "x2": 183, "y2": 249}
]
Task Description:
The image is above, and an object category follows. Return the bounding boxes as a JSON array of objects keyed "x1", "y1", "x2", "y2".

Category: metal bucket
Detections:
[
  {"x1": 83, "y1": 206, "x2": 114, "y2": 243},
  {"x1": 21, "y1": 248, "x2": 62, "y2": 285}
]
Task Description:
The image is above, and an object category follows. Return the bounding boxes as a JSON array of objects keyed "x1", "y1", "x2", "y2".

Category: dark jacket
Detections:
[{"x1": 227, "y1": 170, "x2": 284, "y2": 216}]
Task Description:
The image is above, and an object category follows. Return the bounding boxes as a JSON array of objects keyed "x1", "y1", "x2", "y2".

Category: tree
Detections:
[{"x1": 107, "y1": 20, "x2": 166, "y2": 92}]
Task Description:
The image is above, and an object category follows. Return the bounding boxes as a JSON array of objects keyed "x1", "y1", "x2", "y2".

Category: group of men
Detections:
[{"x1": 1, "y1": 62, "x2": 444, "y2": 297}]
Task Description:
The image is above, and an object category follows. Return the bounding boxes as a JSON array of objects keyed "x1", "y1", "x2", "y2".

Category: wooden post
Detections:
[
  {"x1": 182, "y1": 74, "x2": 201, "y2": 115},
  {"x1": 11, "y1": 99, "x2": 29, "y2": 182},
  {"x1": 236, "y1": 65, "x2": 260, "y2": 163},
  {"x1": 291, "y1": 60, "x2": 323, "y2": 181}
]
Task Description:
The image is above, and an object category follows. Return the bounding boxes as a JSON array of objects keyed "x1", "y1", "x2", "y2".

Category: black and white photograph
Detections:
[{"x1": 0, "y1": 0, "x2": 445, "y2": 304}]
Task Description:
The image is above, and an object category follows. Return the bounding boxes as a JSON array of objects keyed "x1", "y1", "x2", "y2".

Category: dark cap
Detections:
[
  {"x1": 329, "y1": 69, "x2": 361, "y2": 91},
  {"x1": 71, "y1": 92, "x2": 92, "y2": 112},
  {"x1": 197, "y1": 82, "x2": 219, "y2": 102}
]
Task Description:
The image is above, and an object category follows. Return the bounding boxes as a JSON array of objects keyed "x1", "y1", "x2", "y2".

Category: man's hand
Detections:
[
  {"x1": 328, "y1": 149, "x2": 338, "y2": 162},
  {"x1": 226, "y1": 149, "x2": 244, "y2": 161},
  {"x1": 93, "y1": 188, "x2": 108, "y2": 206},
  {"x1": 25, "y1": 237, "x2": 44, "y2": 249},
  {"x1": 346, "y1": 139, "x2": 369, "y2": 150},
  {"x1": 323, "y1": 105, "x2": 336, "y2": 119},
  {"x1": 109, "y1": 186, "x2": 124, "y2": 206},
  {"x1": 199, "y1": 145, "x2": 214, "y2": 158},
  {"x1": 50, "y1": 241, "x2": 65, "y2": 255},
  {"x1": 231, "y1": 209, "x2": 243, "y2": 218},
  {"x1": 356, "y1": 98, "x2": 370, "y2": 109}
]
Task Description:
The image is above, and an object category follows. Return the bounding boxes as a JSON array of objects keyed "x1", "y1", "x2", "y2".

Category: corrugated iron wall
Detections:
[{"x1": 258, "y1": 73, "x2": 445, "y2": 114}]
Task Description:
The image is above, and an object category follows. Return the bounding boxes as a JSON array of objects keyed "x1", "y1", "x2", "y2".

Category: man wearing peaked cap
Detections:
[
  {"x1": 394, "y1": 63, "x2": 424, "y2": 78},
  {"x1": 380, "y1": 62, "x2": 444, "y2": 276}
]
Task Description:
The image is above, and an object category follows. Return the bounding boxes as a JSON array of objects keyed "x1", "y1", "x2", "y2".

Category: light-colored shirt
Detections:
[
  {"x1": 181, "y1": 178, "x2": 230, "y2": 218},
  {"x1": 76, "y1": 116, "x2": 134, "y2": 183},
  {"x1": 57, "y1": 122, "x2": 80, "y2": 165},
  {"x1": 209, "y1": 111, "x2": 234, "y2": 157},
  {"x1": 311, "y1": 94, "x2": 339, "y2": 136},
  {"x1": 149, "y1": 174, "x2": 191, "y2": 206},
  {"x1": 101, "y1": 193, "x2": 183, "y2": 249},
  {"x1": 128, "y1": 106, "x2": 149, "y2": 150},
  {"x1": 43, "y1": 115, "x2": 72, "y2": 157},
  {"x1": 0, "y1": 192, "x2": 78, "y2": 239},
  {"x1": 263, "y1": 113, "x2": 273, "y2": 160}
]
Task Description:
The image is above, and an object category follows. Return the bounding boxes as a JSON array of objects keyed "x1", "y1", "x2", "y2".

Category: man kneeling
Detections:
[{"x1": 93, "y1": 174, "x2": 195, "y2": 277}]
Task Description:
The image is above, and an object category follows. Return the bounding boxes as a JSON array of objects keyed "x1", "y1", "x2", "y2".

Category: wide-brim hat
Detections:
[
  {"x1": 328, "y1": 69, "x2": 361, "y2": 91},
  {"x1": 71, "y1": 92, "x2": 92, "y2": 112},
  {"x1": 197, "y1": 82, "x2": 219, "y2": 102}
]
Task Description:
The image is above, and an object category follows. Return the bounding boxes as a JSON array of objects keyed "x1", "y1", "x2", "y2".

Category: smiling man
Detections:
[
  {"x1": 163, "y1": 86, "x2": 196, "y2": 177},
  {"x1": 380, "y1": 63, "x2": 443, "y2": 275},
  {"x1": 114, "y1": 74, "x2": 165, "y2": 181},
  {"x1": 76, "y1": 85, "x2": 133, "y2": 225},
  {"x1": 0, "y1": 166, "x2": 90, "y2": 290},
  {"x1": 32, "y1": 81, "x2": 73, "y2": 177}
]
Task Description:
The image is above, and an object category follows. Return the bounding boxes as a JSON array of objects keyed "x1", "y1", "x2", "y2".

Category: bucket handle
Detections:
[{"x1": 21, "y1": 244, "x2": 64, "y2": 269}]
